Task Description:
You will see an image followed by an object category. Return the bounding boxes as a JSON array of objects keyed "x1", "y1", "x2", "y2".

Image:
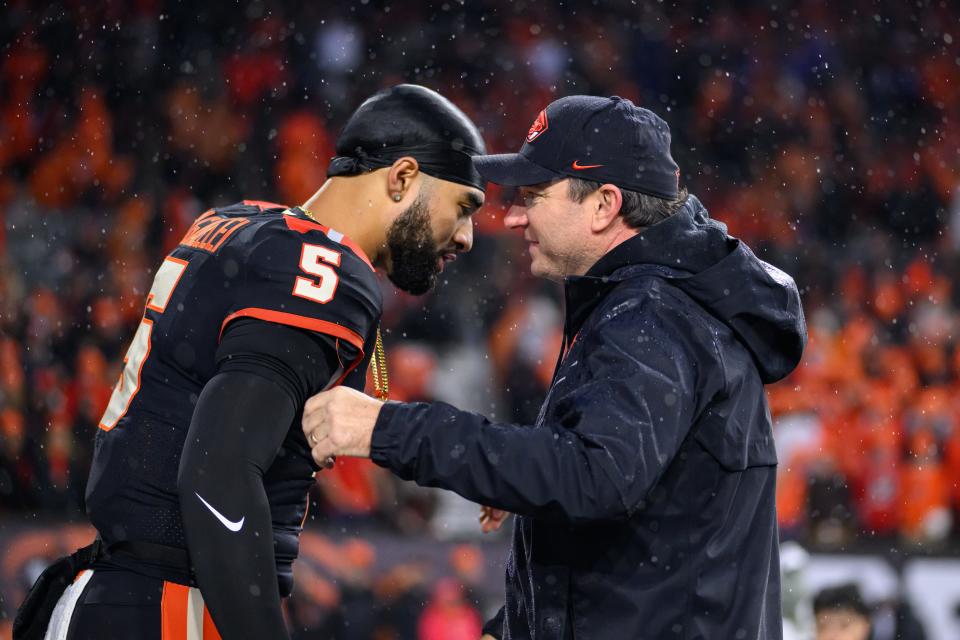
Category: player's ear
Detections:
[
  {"x1": 386, "y1": 157, "x2": 420, "y2": 202},
  {"x1": 590, "y1": 184, "x2": 624, "y2": 233}
]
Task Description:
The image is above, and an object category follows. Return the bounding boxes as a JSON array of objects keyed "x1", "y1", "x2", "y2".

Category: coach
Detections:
[{"x1": 303, "y1": 95, "x2": 806, "y2": 639}]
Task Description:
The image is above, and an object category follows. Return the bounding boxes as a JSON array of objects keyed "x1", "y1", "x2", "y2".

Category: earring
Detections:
[{"x1": 393, "y1": 194, "x2": 402, "y2": 202}]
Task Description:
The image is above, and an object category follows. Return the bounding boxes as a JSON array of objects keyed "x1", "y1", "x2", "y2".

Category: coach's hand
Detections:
[
  {"x1": 303, "y1": 386, "x2": 384, "y2": 464},
  {"x1": 479, "y1": 506, "x2": 509, "y2": 533}
]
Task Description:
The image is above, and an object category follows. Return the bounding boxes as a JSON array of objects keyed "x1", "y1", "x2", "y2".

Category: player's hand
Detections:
[
  {"x1": 302, "y1": 386, "x2": 384, "y2": 464},
  {"x1": 479, "y1": 505, "x2": 509, "y2": 533},
  {"x1": 480, "y1": 636, "x2": 498, "y2": 640}
]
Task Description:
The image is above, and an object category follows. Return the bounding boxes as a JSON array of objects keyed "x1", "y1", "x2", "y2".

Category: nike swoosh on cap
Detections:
[
  {"x1": 195, "y1": 492, "x2": 245, "y2": 532},
  {"x1": 571, "y1": 160, "x2": 604, "y2": 170}
]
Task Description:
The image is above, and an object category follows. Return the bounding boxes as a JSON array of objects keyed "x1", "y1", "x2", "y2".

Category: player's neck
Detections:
[{"x1": 300, "y1": 178, "x2": 388, "y2": 267}]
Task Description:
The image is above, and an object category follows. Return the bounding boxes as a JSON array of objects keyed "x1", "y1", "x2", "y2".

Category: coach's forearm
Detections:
[{"x1": 370, "y1": 401, "x2": 630, "y2": 524}]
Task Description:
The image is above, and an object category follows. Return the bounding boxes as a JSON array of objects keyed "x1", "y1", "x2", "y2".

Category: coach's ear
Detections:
[
  {"x1": 589, "y1": 183, "x2": 624, "y2": 233},
  {"x1": 386, "y1": 156, "x2": 421, "y2": 204}
]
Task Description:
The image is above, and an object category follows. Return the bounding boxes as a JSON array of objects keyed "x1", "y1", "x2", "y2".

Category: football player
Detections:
[{"x1": 15, "y1": 84, "x2": 485, "y2": 640}]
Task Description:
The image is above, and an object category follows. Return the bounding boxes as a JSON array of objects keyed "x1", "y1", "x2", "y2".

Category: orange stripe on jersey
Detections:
[
  {"x1": 331, "y1": 349, "x2": 365, "y2": 388},
  {"x1": 319, "y1": 335, "x2": 365, "y2": 391},
  {"x1": 203, "y1": 603, "x2": 223, "y2": 640},
  {"x1": 161, "y1": 582, "x2": 190, "y2": 640},
  {"x1": 220, "y1": 307, "x2": 366, "y2": 353},
  {"x1": 283, "y1": 215, "x2": 375, "y2": 272},
  {"x1": 300, "y1": 493, "x2": 311, "y2": 529},
  {"x1": 242, "y1": 199, "x2": 287, "y2": 211}
]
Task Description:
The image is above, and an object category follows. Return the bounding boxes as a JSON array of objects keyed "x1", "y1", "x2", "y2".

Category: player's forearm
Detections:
[
  {"x1": 178, "y1": 372, "x2": 295, "y2": 640},
  {"x1": 370, "y1": 401, "x2": 631, "y2": 524},
  {"x1": 179, "y1": 467, "x2": 289, "y2": 639}
]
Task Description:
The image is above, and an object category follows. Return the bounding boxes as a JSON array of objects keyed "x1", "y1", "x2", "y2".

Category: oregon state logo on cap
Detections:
[{"x1": 526, "y1": 110, "x2": 548, "y2": 143}]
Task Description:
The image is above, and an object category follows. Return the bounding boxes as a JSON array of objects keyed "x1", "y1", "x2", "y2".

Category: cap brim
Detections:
[{"x1": 473, "y1": 153, "x2": 559, "y2": 186}]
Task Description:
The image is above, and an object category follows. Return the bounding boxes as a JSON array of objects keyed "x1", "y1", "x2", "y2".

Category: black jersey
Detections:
[{"x1": 85, "y1": 201, "x2": 381, "y2": 582}]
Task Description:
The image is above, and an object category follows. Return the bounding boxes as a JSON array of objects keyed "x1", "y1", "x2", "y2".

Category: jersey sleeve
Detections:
[
  {"x1": 217, "y1": 318, "x2": 342, "y2": 406},
  {"x1": 221, "y1": 220, "x2": 381, "y2": 378}
]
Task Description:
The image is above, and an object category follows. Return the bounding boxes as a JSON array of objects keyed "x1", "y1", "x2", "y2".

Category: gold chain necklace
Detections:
[
  {"x1": 370, "y1": 328, "x2": 389, "y2": 401},
  {"x1": 297, "y1": 204, "x2": 389, "y2": 401}
]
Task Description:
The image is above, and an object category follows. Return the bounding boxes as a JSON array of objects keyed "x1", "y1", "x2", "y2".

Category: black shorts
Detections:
[{"x1": 45, "y1": 567, "x2": 222, "y2": 640}]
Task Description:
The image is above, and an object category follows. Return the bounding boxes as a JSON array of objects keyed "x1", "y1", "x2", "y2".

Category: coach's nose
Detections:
[{"x1": 504, "y1": 205, "x2": 529, "y2": 231}]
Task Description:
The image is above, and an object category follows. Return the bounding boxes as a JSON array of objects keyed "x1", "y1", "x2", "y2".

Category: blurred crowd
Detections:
[
  {"x1": 284, "y1": 538, "x2": 497, "y2": 640},
  {"x1": 1, "y1": 0, "x2": 960, "y2": 567},
  {"x1": 0, "y1": 522, "x2": 503, "y2": 640}
]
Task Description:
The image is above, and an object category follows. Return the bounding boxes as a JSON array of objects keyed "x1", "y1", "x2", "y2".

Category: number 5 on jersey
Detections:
[
  {"x1": 99, "y1": 257, "x2": 188, "y2": 431},
  {"x1": 293, "y1": 244, "x2": 341, "y2": 304},
  {"x1": 100, "y1": 243, "x2": 339, "y2": 431}
]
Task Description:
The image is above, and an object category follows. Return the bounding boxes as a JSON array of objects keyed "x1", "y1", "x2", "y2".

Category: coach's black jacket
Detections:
[{"x1": 371, "y1": 195, "x2": 806, "y2": 640}]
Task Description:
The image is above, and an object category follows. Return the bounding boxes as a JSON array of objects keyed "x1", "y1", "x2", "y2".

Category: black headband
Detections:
[{"x1": 327, "y1": 143, "x2": 484, "y2": 191}]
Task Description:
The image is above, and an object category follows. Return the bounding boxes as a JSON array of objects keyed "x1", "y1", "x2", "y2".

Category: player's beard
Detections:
[{"x1": 386, "y1": 193, "x2": 441, "y2": 295}]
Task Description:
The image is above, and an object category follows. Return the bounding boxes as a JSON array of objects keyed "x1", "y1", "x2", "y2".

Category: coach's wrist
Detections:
[{"x1": 369, "y1": 401, "x2": 406, "y2": 467}]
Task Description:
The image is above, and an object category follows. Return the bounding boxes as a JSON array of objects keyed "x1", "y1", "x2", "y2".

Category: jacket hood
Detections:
[{"x1": 574, "y1": 195, "x2": 807, "y2": 383}]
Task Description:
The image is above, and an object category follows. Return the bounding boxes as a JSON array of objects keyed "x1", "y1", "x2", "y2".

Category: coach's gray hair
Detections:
[{"x1": 567, "y1": 178, "x2": 688, "y2": 229}]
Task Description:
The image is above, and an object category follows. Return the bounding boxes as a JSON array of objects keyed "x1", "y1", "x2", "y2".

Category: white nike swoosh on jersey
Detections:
[{"x1": 195, "y1": 493, "x2": 245, "y2": 532}]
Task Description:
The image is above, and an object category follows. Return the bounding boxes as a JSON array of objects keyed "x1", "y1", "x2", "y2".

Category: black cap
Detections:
[
  {"x1": 328, "y1": 84, "x2": 486, "y2": 190},
  {"x1": 474, "y1": 95, "x2": 680, "y2": 199}
]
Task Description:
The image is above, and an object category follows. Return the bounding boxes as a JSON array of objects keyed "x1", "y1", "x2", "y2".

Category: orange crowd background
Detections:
[{"x1": 2, "y1": 0, "x2": 959, "y2": 557}]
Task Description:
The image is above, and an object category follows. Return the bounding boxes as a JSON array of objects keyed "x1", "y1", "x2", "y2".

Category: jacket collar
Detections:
[
  {"x1": 562, "y1": 207, "x2": 696, "y2": 339},
  {"x1": 562, "y1": 246, "x2": 632, "y2": 340}
]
